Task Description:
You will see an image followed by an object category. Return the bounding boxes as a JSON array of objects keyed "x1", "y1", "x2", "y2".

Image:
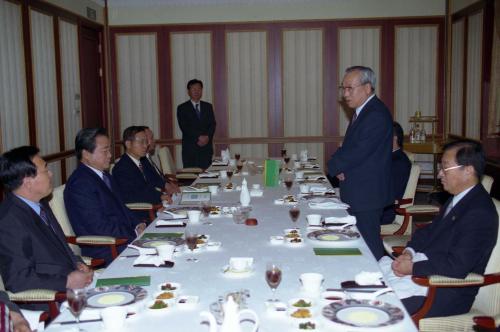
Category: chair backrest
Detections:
[
  {"x1": 472, "y1": 198, "x2": 500, "y2": 316},
  {"x1": 48, "y1": 185, "x2": 79, "y2": 254},
  {"x1": 158, "y1": 146, "x2": 176, "y2": 175},
  {"x1": 393, "y1": 164, "x2": 421, "y2": 233},
  {"x1": 481, "y1": 175, "x2": 494, "y2": 194}
]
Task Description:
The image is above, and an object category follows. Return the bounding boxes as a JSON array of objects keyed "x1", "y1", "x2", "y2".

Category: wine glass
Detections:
[
  {"x1": 284, "y1": 155, "x2": 291, "y2": 167},
  {"x1": 184, "y1": 226, "x2": 199, "y2": 262},
  {"x1": 289, "y1": 206, "x2": 300, "y2": 224},
  {"x1": 201, "y1": 202, "x2": 213, "y2": 225},
  {"x1": 235, "y1": 153, "x2": 241, "y2": 161},
  {"x1": 281, "y1": 149, "x2": 287, "y2": 157},
  {"x1": 265, "y1": 263, "x2": 282, "y2": 302},
  {"x1": 66, "y1": 288, "x2": 87, "y2": 331},
  {"x1": 236, "y1": 161, "x2": 243, "y2": 173},
  {"x1": 226, "y1": 168, "x2": 234, "y2": 184},
  {"x1": 284, "y1": 176, "x2": 293, "y2": 192}
]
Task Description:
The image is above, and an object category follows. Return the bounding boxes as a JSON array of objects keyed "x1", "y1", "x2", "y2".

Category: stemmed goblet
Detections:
[
  {"x1": 66, "y1": 288, "x2": 87, "y2": 331},
  {"x1": 184, "y1": 225, "x2": 199, "y2": 262},
  {"x1": 289, "y1": 205, "x2": 300, "y2": 224},
  {"x1": 265, "y1": 263, "x2": 282, "y2": 302}
]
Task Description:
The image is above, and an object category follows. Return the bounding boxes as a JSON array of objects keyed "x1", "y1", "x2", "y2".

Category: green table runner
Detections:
[
  {"x1": 313, "y1": 248, "x2": 361, "y2": 256},
  {"x1": 141, "y1": 232, "x2": 183, "y2": 239}
]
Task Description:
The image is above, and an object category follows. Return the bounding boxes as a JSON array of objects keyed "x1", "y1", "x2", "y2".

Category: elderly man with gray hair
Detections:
[{"x1": 327, "y1": 66, "x2": 393, "y2": 260}]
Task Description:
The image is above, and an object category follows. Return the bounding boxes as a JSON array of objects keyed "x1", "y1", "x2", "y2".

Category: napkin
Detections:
[
  {"x1": 199, "y1": 172, "x2": 219, "y2": 178},
  {"x1": 221, "y1": 149, "x2": 231, "y2": 162},
  {"x1": 20, "y1": 309, "x2": 45, "y2": 331},
  {"x1": 354, "y1": 271, "x2": 384, "y2": 286},
  {"x1": 212, "y1": 160, "x2": 229, "y2": 166},
  {"x1": 305, "y1": 174, "x2": 325, "y2": 180},
  {"x1": 303, "y1": 164, "x2": 320, "y2": 169},
  {"x1": 182, "y1": 186, "x2": 208, "y2": 193},
  {"x1": 133, "y1": 254, "x2": 165, "y2": 267},
  {"x1": 160, "y1": 210, "x2": 187, "y2": 219},
  {"x1": 156, "y1": 219, "x2": 186, "y2": 227},
  {"x1": 324, "y1": 215, "x2": 357, "y2": 225},
  {"x1": 250, "y1": 189, "x2": 263, "y2": 197},
  {"x1": 128, "y1": 244, "x2": 156, "y2": 255},
  {"x1": 309, "y1": 185, "x2": 328, "y2": 194},
  {"x1": 308, "y1": 198, "x2": 349, "y2": 210}
]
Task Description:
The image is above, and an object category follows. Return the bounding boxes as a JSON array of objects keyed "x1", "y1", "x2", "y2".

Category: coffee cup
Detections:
[
  {"x1": 101, "y1": 306, "x2": 127, "y2": 330},
  {"x1": 252, "y1": 184, "x2": 261, "y2": 190},
  {"x1": 156, "y1": 244, "x2": 175, "y2": 261},
  {"x1": 229, "y1": 257, "x2": 252, "y2": 272},
  {"x1": 306, "y1": 214, "x2": 322, "y2": 226},
  {"x1": 229, "y1": 159, "x2": 236, "y2": 167},
  {"x1": 294, "y1": 161, "x2": 301, "y2": 169},
  {"x1": 208, "y1": 185, "x2": 218, "y2": 195},
  {"x1": 292, "y1": 153, "x2": 298, "y2": 161},
  {"x1": 187, "y1": 210, "x2": 201, "y2": 223},
  {"x1": 219, "y1": 170, "x2": 227, "y2": 179},
  {"x1": 295, "y1": 171, "x2": 304, "y2": 179},
  {"x1": 299, "y1": 184, "x2": 310, "y2": 194},
  {"x1": 300, "y1": 273, "x2": 324, "y2": 293}
]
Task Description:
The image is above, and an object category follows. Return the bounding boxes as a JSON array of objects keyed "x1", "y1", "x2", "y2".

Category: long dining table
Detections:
[{"x1": 46, "y1": 159, "x2": 418, "y2": 332}]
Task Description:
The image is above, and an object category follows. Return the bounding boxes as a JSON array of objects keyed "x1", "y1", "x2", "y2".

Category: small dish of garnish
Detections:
[
  {"x1": 157, "y1": 282, "x2": 181, "y2": 294},
  {"x1": 295, "y1": 320, "x2": 318, "y2": 330},
  {"x1": 154, "y1": 291, "x2": 176, "y2": 305},
  {"x1": 176, "y1": 295, "x2": 199, "y2": 309},
  {"x1": 285, "y1": 237, "x2": 304, "y2": 246},
  {"x1": 147, "y1": 300, "x2": 169, "y2": 313},
  {"x1": 288, "y1": 298, "x2": 314, "y2": 308},
  {"x1": 289, "y1": 308, "x2": 312, "y2": 319}
]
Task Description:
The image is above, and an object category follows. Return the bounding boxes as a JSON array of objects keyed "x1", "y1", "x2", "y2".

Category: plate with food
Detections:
[
  {"x1": 86, "y1": 285, "x2": 147, "y2": 308},
  {"x1": 157, "y1": 282, "x2": 181, "y2": 294},
  {"x1": 322, "y1": 299, "x2": 404, "y2": 329},
  {"x1": 307, "y1": 229, "x2": 360, "y2": 244},
  {"x1": 274, "y1": 195, "x2": 299, "y2": 205},
  {"x1": 289, "y1": 298, "x2": 314, "y2": 309},
  {"x1": 146, "y1": 300, "x2": 171, "y2": 313},
  {"x1": 289, "y1": 308, "x2": 314, "y2": 320}
]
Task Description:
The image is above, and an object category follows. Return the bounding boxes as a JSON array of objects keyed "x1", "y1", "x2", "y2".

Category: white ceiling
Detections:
[{"x1": 94, "y1": 0, "x2": 326, "y2": 7}]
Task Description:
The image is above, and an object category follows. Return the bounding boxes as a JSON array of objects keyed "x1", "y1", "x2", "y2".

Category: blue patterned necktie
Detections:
[
  {"x1": 102, "y1": 172, "x2": 112, "y2": 191},
  {"x1": 39, "y1": 205, "x2": 56, "y2": 234},
  {"x1": 195, "y1": 103, "x2": 201, "y2": 119}
]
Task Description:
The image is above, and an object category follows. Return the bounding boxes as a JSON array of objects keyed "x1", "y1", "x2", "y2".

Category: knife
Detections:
[{"x1": 58, "y1": 313, "x2": 135, "y2": 325}]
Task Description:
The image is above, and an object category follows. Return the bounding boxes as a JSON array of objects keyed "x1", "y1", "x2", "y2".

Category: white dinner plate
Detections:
[
  {"x1": 322, "y1": 299, "x2": 404, "y2": 328},
  {"x1": 86, "y1": 285, "x2": 147, "y2": 308},
  {"x1": 307, "y1": 229, "x2": 360, "y2": 244}
]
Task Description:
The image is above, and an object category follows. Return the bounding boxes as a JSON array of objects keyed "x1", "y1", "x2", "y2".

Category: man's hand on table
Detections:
[
  {"x1": 11, "y1": 311, "x2": 31, "y2": 332},
  {"x1": 336, "y1": 173, "x2": 345, "y2": 181},
  {"x1": 66, "y1": 270, "x2": 93, "y2": 289},
  {"x1": 135, "y1": 222, "x2": 147, "y2": 236},
  {"x1": 391, "y1": 253, "x2": 414, "y2": 277}
]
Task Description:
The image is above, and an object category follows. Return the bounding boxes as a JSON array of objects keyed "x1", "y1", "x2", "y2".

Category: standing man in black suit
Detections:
[
  {"x1": 0, "y1": 146, "x2": 92, "y2": 305},
  {"x1": 390, "y1": 140, "x2": 498, "y2": 317},
  {"x1": 381, "y1": 122, "x2": 412, "y2": 225},
  {"x1": 177, "y1": 79, "x2": 216, "y2": 169},
  {"x1": 327, "y1": 66, "x2": 393, "y2": 260}
]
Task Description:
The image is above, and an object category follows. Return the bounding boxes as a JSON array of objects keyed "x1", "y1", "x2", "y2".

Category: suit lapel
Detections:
[{"x1": 10, "y1": 195, "x2": 75, "y2": 266}]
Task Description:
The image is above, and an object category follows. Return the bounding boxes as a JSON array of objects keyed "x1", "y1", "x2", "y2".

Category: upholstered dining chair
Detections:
[
  {"x1": 383, "y1": 174, "x2": 495, "y2": 256},
  {"x1": 48, "y1": 185, "x2": 127, "y2": 263},
  {"x1": 1, "y1": 274, "x2": 64, "y2": 320},
  {"x1": 157, "y1": 146, "x2": 201, "y2": 184},
  {"x1": 410, "y1": 198, "x2": 500, "y2": 331},
  {"x1": 380, "y1": 164, "x2": 421, "y2": 238}
]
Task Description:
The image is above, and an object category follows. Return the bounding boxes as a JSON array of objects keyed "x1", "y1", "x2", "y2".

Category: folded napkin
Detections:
[
  {"x1": 324, "y1": 215, "x2": 357, "y2": 225},
  {"x1": 212, "y1": 160, "x2": 229, "y2": 166},
  {"x1": 305, "y1": 174, "x2": 326, "y2": 180},
  {"x1": 309, "y1": 185, "x2": 328, "y2": 194},
  {"x1": 159, "y1": 210, "x2": 187, "y2": 219},
  {"x1": 313, "y1": 248, "x2": 361, "y2": 256},
  {"x1": 199, "y1": 172, "x2": 219, "y2": 178},
  {"x1": 156, "y1": 219, "x2": 186, "y2": 227},
  {"x1": 128, "y1": 244, "x2": 156, "y2": 255},
  {"x1": 182, "y1": 186, "x2": 208, "y2": 193},
  {"x1": 221, "y1": 149, "x2": 231, "y2": 162},
  {"x1": 354, "y1": 271, "x2": 384, "y2": 286},
  {"x1": 95, "y1": 275, "x2": 151, "y2": 287},
  {"x1": 309, "y1": 198, "x2": 349, "y2": 210},
  {"x1": 20, "y1": 309, "x2": 44, "y2": 331},
  {"x1": 133, "y1": 254, "x2": 166, "y2": 267},
  {"x1": 303, "y1": 164, "x2": 320, "y2": 169},
  {"x1": 250, "y1": 189, "x2": 263, "y2": 197}
]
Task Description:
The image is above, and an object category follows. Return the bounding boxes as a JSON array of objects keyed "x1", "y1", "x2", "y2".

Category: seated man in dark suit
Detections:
[
  {"x1": 64, "y1": 128, "x2": 146, "y2": 264},
  {"x1": 113, "y1": 126, "x2": 178, "y2": 210},
  {"x1": 381, "y1": 122, "x2": 412, "y2": 224},
  {"x1": 0, "y1": 290, "x2": 31, "y2": 332},
  {"x1": 382, "y1": 140, "x2": 498, "y2": 318},
  {"x1": 0, "y1": 146, "x2": 93, "y2": 309}
]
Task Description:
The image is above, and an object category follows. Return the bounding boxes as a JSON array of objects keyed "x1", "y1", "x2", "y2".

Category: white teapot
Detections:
[{"x1": 200, "y1": 296, "x2": 259, "y2": 332}]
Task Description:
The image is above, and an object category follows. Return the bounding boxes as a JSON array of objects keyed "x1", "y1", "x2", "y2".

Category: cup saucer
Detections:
[{"x1": 221, "y1": 265, "x2": 254, "y2": 278}]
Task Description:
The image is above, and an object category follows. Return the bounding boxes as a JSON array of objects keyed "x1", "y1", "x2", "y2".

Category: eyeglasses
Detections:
[
  {"x1": 438, "y1": 164, "x2": 464, "y2": 173},
  {"x1": 133, "y1": 138, "x2": 149, "y2": 146},
  {"x1": 338, "y1": 83, "x2": 365, "y2": 93}
]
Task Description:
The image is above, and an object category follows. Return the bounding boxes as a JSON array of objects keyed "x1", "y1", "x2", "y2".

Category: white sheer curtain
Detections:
[
  {"x1": 466, "y1": 11, "x2": 483, "y2": 139},
  {"x1": 0, "y1": 0, "x2": 29, "y2": 151},
  {"x1": 450, "y1": 20, "x2": 465, "y2": 136}
]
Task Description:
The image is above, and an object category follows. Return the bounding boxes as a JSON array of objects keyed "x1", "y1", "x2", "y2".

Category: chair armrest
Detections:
[
  {"x1": 404, "y1": 204, "x2": 440, "y2": 214},
  {"x1": 126, "y1": 202, "x2": 153, "y2": 210},
  {"x1": 8, "y1": 290, "x2": 66, "y2": 319},
  {"x1": 81, "y1": 255, "x2": 105, "y2": 268},
  {"x1": 395, "y1": 198, "x2": 414, "y2": 207},
  {"x1": 66, "y1": 235, "x2": 119, "y2": 245},
  {"x1": 178, "y1": 167, "x2": 203, "y2": 173},
  {"x1": 473, "y1": 315, "x2": 499, "y2": 329},
  {"x1": 411, "y1": 273, "x2": 500, "y2": 326}
]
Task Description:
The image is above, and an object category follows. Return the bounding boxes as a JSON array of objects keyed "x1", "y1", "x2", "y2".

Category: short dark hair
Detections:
[
  {"x1": 0, "y1": 146, "x2": 40, "y2": 191},
  {"x1": 393, "y1": 122, "x2": 404, "y2": 149},
  {"x1": 122, "y1": 126, "x2": 146, "y2": 149},
  {"x1": 75, "y1": 127, "x2": 108, "y2": 161},
  {"x1": 187, "y1": 79, "x2": 203, "y2": 90},
  {"x1": 443, "y1": 139, "x2": 485, "y2": 179},
  {"x1": 345, "y1": 66, "x2": 376, "y2": 92}
]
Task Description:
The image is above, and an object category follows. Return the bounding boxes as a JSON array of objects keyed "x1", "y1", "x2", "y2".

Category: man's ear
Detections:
[{"x1": 124, "y1": 140, "x2": 132, "y2": 151}]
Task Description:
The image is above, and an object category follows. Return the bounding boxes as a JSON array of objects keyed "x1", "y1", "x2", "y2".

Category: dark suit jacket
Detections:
[
  {"x1": 64, "y1": 163, "x2": 140, "y2": 263},
  {"x1": 177, "y1": 100, "x2": 216, "y2": 169},
  {"x1": 112, "y1": 154, "x2": 165, "y2": 205},
  {"x1": 381, "y1": 149, "x2": 412, "y2": 224},
  {"x1": 408, "y1": 184, "x2": 498, "y2": 317},
  {"x1": 327, "y1": 95, "x2": 393, "y2": 212},
  {"x1": 0, "y1": 194, "x2": 80, "y2": 296}
]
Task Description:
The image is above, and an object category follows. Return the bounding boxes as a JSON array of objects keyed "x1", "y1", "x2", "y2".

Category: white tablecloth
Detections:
[{"x1": 47, "y1": 163, "x2": 417, "y2": 332}]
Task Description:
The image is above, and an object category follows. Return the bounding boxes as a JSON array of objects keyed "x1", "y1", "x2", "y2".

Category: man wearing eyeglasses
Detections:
[
  {"x1": 327, "y1": 66, "x2": 393, "y2": 260},
  {"x1": 382, "y1": 139, "x2": 498, "y2": 318}
]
